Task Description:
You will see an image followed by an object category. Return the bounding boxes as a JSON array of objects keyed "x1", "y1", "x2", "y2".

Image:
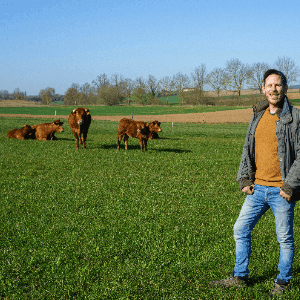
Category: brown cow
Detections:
[
  {"x1": 7, "y1": 125, "x2": 35, "y2": 140},
  {"x1": 32, "y1": 120, "x2": 64, "y2": 140},
  {"x1": 68, "y1": 107, "x2": 91, "y2": 149},
  {"x1": 148, "y1": 120, "x2": 162, "y2": 139},
  {"x1": 117, "y1": 118, "x2": 162, "y2": 151}
]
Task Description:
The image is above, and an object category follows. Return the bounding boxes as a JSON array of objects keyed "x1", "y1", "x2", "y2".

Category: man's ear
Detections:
[{"x1": 284, "y1": 84, "x2": 288, "y2": 94}]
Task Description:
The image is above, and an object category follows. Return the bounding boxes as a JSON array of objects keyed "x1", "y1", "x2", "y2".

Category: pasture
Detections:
[{"x1": 1, "y1": 117, "x2": 300, "y2": 299}]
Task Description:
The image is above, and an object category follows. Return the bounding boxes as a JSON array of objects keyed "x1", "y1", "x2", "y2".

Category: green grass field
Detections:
[{"x1": 1, "y1": 117, "x2": 299, "y2": 299}]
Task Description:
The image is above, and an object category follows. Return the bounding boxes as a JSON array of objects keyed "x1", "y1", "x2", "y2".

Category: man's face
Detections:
[{"x1": 262, "y1": 74, "x2": 288, "y2": 107}]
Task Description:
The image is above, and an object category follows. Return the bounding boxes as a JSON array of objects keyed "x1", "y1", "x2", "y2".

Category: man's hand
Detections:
[
  {"x1": 242, "y1": 185, "x2": 254, "y2": 195},
  {"x1": 280, "y1": 189, "x2": 292, "y2": 201}
]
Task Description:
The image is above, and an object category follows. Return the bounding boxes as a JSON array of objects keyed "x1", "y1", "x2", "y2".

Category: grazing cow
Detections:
[
  {"x1": 117, "y1": 118, "x2": 162, "y2": 151},
  {"x1": 32, "y1": 120, "x2": 64, "y2": 140},
  {"x1": 7, "y1": 125, "x2": 35, "y2": 140},
  {"x1": 68, "y1": 107, "x2": 91, "y2": 149}
]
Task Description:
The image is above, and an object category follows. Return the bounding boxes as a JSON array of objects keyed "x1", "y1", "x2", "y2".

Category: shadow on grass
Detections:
[
  {"x1": 55, "y1": 137, "x2": 74, "y2": 141},
  {"x1": 154, "y1": 137, "x2": 180, "y2": 140},
  {"x1": 99, "y1": 143, "x2": 191, "y2": 153},
  {"x1": 154, "y1": 148, "x2": 192, "y2": 153},
  {"x1": 248, "y1": 265, "x2": 300, "y2": 286}
]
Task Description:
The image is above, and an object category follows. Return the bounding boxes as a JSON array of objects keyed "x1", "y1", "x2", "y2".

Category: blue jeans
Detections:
[{"x1": 233, "y1": 185, "x2": 295, "y2": 283}]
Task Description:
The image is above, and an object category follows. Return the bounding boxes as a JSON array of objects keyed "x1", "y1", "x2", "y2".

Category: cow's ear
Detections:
[
  {"x1": 72, "y1": 109, "x2": 76, "y2": 113},
  {"x1": 85, "y1": 108, "x2": 90, "y2": 115}
]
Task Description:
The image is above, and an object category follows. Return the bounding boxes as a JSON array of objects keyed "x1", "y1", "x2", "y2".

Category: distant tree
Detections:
[
  {"x1": 92, "y1": 73, "x2": 110, "y2": 90},
  {"x1": 0, "y1": 90, "x2": 9, "y2": 100},
  {"x1": 13, "y1": 88, "x2": 26, "y2": 100},
  {"x1": 64, "y1": 83, "x2": 80, "y2": 105},
  {"x1": 110, "y1": 73, "x2": 123, "y2": 87},
  {"x1": 39, "y1": 87, "x2": 55, "y2": 104},
  {"x1": 207, "y1": 68, "x2": 228, "y2": 98},
  {"x1": 173, "y1": 72, "x2": 190, "y2": 104},
  {"x1": 274, "y1": 56, "x2": 300, "y2": 85},
  {"x1": 110, "y1": 74, "x2": 127, "y2": 104},
  {"x1": 79, "y1": 82, "x2": 96, "y2": 105},
  {"x1": 191, "y1": 64, "x2": 207, "y2": 94},
  {"x1": 248, "y1": 62, "x2": 270, "y2": 94},
  {"x1": 226, "y1": 58, "x2": 251, "y2": 96},
  {"x1": 160, "y1": 76, "x2": 175, "y2": 105},
  {"x1": 98, "y1": 86, "x2": 125, "y2": 106},
  {"x1": 146, "y1": 75, "x2": 159, "y2": 99},
  {"x1": 132, "y1": 76, "x2": 146, "y2": 104},
  {"x1": 123, "y1": 78, "x2": 134, "y2": 105}
]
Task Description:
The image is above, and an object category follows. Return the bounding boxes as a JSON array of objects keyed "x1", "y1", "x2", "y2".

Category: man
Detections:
[{"x1": 210, "y1": 69, "x2": 300, "y2": 298}]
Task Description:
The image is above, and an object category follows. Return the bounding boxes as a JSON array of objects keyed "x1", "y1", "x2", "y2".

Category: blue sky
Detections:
[{"x1": 1, "y1": 0, "x2": 300, "y2": 95}]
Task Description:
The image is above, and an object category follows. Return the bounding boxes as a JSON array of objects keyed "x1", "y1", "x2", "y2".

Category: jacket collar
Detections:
[{"x1": 252, "y1": 96, "x2": 293, "y2": 124}]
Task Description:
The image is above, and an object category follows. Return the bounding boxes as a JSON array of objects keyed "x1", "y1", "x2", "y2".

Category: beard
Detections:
[{"x1": 266, "y1": 92, "x2": 285, "y2": 108}]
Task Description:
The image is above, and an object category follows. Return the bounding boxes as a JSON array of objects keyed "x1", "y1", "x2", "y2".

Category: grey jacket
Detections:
[{"x1": 237, "y1": 96, "x2": 300, "y2": 199}]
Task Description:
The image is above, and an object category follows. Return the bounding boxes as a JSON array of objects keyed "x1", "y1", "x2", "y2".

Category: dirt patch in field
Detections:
[
  {"x1": 3, "y1": 107, "x2": 300, "y2": 124},
  {"x1": 0, "y1": 108, "x2": 253, "y2": 124}
]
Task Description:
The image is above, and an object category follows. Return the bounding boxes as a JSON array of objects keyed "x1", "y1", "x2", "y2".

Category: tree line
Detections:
[{"x1": 1, "y1": 56, "x2": 299, "y2": 106}]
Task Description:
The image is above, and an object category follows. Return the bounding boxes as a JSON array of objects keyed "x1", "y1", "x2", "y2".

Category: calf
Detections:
[
  {"x1": 7, "y1": 125, "x2": 35, "y2": 140},
  {"x1": 68, "y1": 107, "x2": 91, "y2": 149},
  {"x1": 32, "y1": 120, "x2": 64, "y2": 140},
  {"x1": 148, "y1": 120, "x2": 162, "y2": 139},
  {"x1": 117, "y1": 118, "x2": 162, "y2": 151}
]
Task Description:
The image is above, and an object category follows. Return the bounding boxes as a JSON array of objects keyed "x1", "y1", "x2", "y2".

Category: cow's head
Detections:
[
  {"x1": 54, "y1": 125, "x2": 64, "y2": 133},
  {"x1": 72, "y1": 108, "x2": 90, "y2": 125},
  {"x1": 149, "y1": 120, "x2": 162, "y2": 133}
]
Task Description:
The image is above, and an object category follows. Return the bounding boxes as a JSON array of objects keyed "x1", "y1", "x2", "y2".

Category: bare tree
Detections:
[
  {"x1": 248, "y1": 62, "x2": 270, "y2": 94},
  {"x1": 132, "y1": 76, "x2": 146, "y2": 104},
  {"x1": 79, "y1": 82, "x2": 95, "y2": 105},
  {"x1": 39, "y1": 87, "x2": 55, "y2": 104},
  {"x1": 207, "y1": 68, "x2": 228, "y2": 98},
  {"x1": 274, "y1": 56, "x2": 300, "y2": 86},
  {"x1": 191, "y1": 64, "x2": 207, "y2": 93},
  {"x1": 92, "y1": 73, "x2": 110, "y2": 90},
  {"x1": 110, "y1": 74, "x2": 127, "y2": 104},
  {"x1": 160, "y1": 76, "x2": 175, "y2": 105},
  {"x1": 226, "y1": 59, "x2": 251, "y2": 97},
  {"x1": 146, "y1": 75, "x2": 159, "y2": 98},
  {"x1": 123, "y1": 78, "x2": 134, "y2": 105},
  {"x1": 173, "y1": 72, "x2": 190, "y2": 104},
  {"x1": 13, "y1": 88, "x2": 25, "y2": 100},
  {"x1": 0, "y1": 90, "x2": 9, "y2": 100}
]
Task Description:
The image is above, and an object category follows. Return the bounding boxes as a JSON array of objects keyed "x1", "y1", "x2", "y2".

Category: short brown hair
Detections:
[{"x1": 263, "y1": 69, "x2": 287, "y2": 86}]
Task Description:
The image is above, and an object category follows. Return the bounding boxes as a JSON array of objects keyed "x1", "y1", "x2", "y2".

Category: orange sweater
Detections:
[{"x1": 254, "y1": 108, "x2": 283, "y2": 187}]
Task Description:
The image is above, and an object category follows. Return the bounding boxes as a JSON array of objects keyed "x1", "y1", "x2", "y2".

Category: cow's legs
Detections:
[
  {"x1": 117, "y1": 134, "x2": 123, "y2": 150},
  {"x1": 79, "y1": 134, "x2": 83, "y2": 144},
  {"x1": 82, "y1": 132, "x2": 88, "y2": 148},
  {"x1": 138, "y1": 137, "x2": 144, "y2": 151},
  {"x1": 72, "y1": 132, "x2": 79, "y2": 149},
  {"x1": 124, "y1": 135, "x2": 129, "y2": 150},
  {"x1": 144, "y1": 138, "x2": 148, "y2": 151}
]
